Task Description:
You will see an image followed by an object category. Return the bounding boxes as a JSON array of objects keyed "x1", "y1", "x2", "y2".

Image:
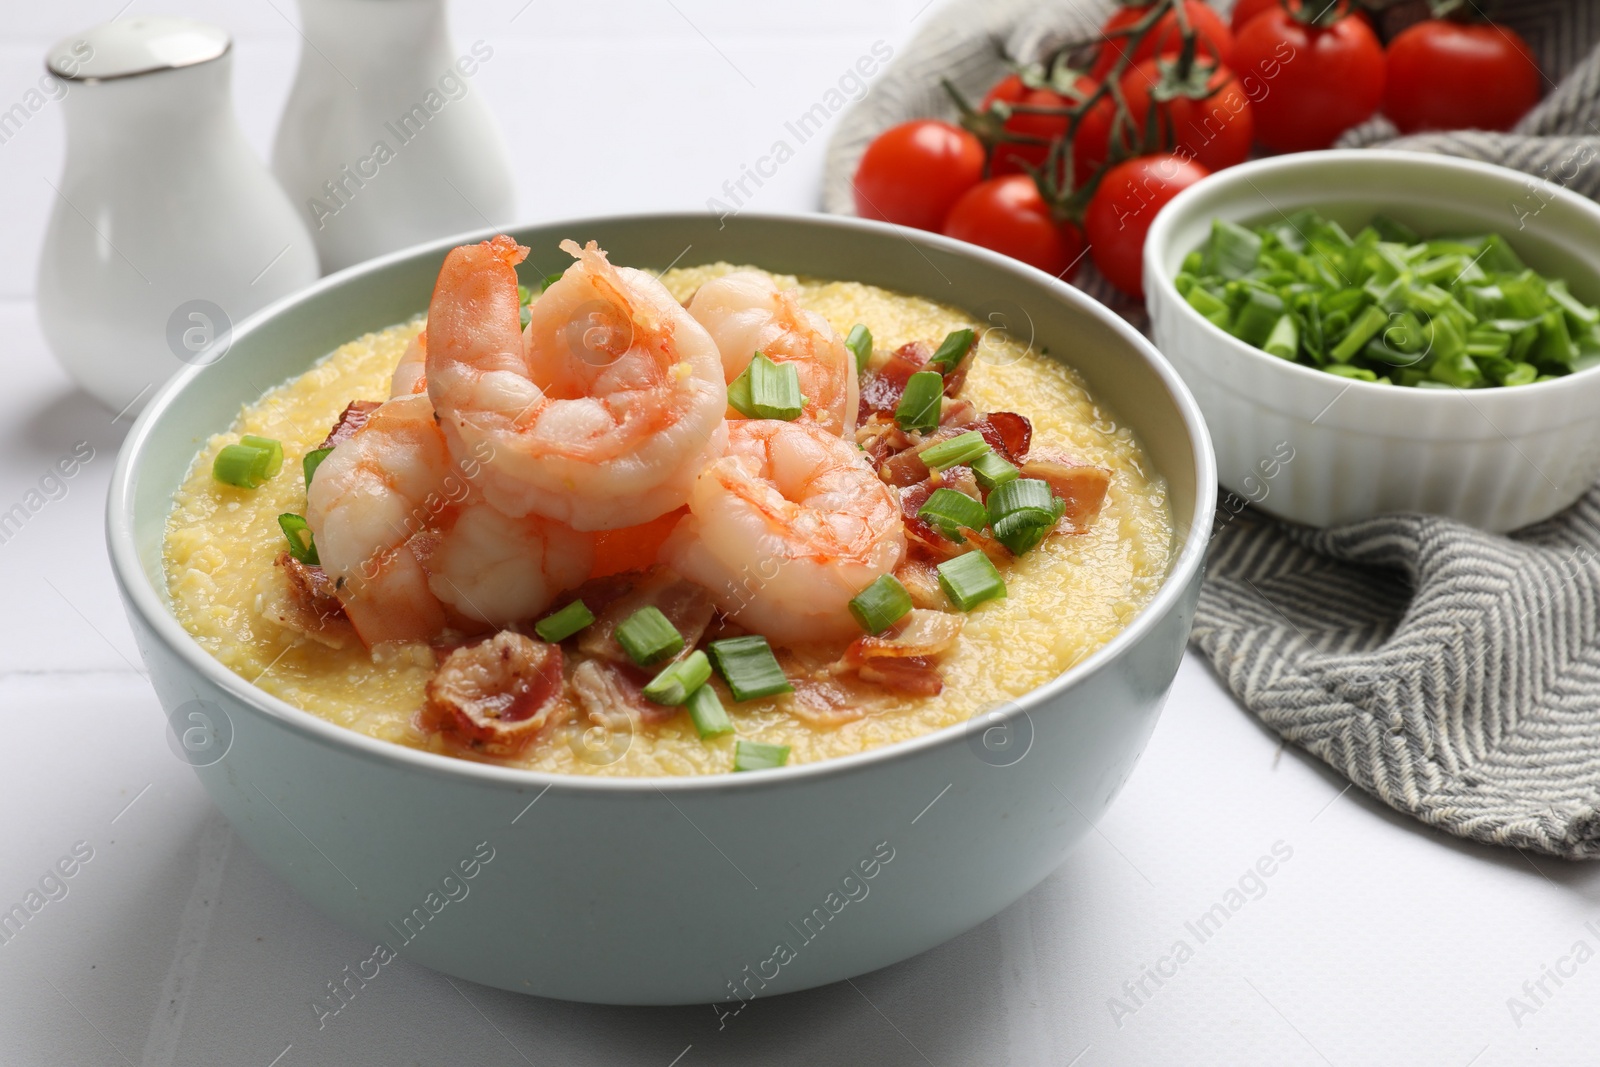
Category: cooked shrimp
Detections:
[
  {"x1": 661, "y1": 419, "x2": 905, "y2": 645},
  {"x1": 306, "y1": 393, "x2": 592, "y2": 646},
  {"x1": 687, "y1": 271, "x2": 859, "y2": 436},
  {"x1": 390, "y1": 330, "x2": 428, "y2": 396},
  {"x1": 427, "y1": 235, "x2": 728, "y2": 531}
]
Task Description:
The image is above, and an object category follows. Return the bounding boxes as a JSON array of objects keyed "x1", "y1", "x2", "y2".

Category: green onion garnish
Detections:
[
  {"x1": 971, "y1": 451, "x2": 1019, "y2": 490},
  {"x1": 213, "y1": 440, "x2": 281, "y2": 489},
  {"x1": 1181, "y1": 209, "x2": 1600, "y2": 387},
  {"x1": 643, "y1": 650, "x2": 712, "y2": 706},
  {"x1": 936, "y1": 552, "x2": 1006, "y2": 612},
  {"x1": 686, "y1": 684, "x2": 734, "y2": 738},
  {"x1": 240, "y1": 435, "x2": 284, "y2": 479},
  {"x1": 615, "y1": 607, "x2": 684, "y2": 666},
  {"x1": 927, "y1": 328, "x2": 975, "y2": 373},
  {"x1": 987, "y1": 478, "x2": 1057, "y2": 526},
  {"x1": 848, "y1": 574, "x2": 913, "y2": 635},
  {"x1": 277, "y1": 513, "x2": 318, "y2": 565},
  {"x1": 516, "y1": 284, "x2": 532, "y2": 305},
  {"x1": 302, "y1": 446, "x2": 333, "y2": 488},
  {"x1": 992, "y1": 500, "x2": 1064, "y2": 555},
  {"x1": 846, "y1": 323, "x2": 873, "y2": 374},
  {"x1": 708, "y1": 635, "x2": 792, "y2": 701},
  {"x1": 542, "y1": 271, "x2": 563, "y2": 290},
  {"x1": 918, "y1": 488, "x2": 989, "y2": 542},
  {"x1": 895, "y1": 370, "x2": 943, "y2": 433},
  {"x1": 987, "y1": 478, "x2": 1064, "y2": 555},
  {"x1": 733, "y1": 740, "x2": 790, "y2": 772},
  {"x1": 534, "y1": 600, "x2": 594, "y2": 643},
  {"x1": 726, "y1": 352, "x2": 805, "y2": 421},
  {"x1": 920, "y1": 430, "x2": 990, "y2": 472}
]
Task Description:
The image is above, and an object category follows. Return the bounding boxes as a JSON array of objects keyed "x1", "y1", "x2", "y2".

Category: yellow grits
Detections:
[{"x1": 163, "y1": 263, "x2": 1173, "y2": 776}]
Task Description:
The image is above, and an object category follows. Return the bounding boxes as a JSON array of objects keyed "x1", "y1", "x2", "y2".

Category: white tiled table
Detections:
[{"x1": 2, "y1": 3, "x2": 1597, "y2": 1064}]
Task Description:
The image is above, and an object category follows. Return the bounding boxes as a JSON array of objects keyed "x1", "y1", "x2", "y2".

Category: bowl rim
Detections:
[
  {"x1": 109, "y1": 209, "x2": 1216, "y2": 795},
  {"x1": 1143, "y1": 148, "x2": 1600, "y2": 403}
]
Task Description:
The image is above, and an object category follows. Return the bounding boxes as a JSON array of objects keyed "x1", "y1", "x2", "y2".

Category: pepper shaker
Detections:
[
  {"x1": 36, "y1": 16, "x2": 319, "y2": 416},
  {"x1": 271, "y1": 0, "x2": 518, "y2": 274}
]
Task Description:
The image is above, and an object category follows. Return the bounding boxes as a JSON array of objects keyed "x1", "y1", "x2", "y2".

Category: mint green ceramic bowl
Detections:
[{"x1": 108, "y1": 213, "x2": 1214, "y2": 1004}]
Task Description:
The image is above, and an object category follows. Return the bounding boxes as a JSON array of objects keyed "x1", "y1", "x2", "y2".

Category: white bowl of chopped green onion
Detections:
[{"x1": 1145, "y1": 149, "x2": 1600, "y2": 532}]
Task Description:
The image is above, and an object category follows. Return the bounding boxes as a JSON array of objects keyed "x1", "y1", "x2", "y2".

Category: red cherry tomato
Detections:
[
  {"x1": 853, "y1": 120, "x2": 985, "y2": 232},
  {"x1": 1383, "y1": 20, "x2": 1541, "y2": 133},
  {"x1": 1232, "y1": 6, "x2": 1384, "y2": 153},
  {"x1": 1230, "y1": 0, "x2": 1281, "y2": 34},
  {"x1": 1084, "y1": 153, "x2": 1210, "y2": 298},
  {"x1": 1073, "y1": 60, "x2": 1252, "y2": 185},
  {"x1": 981, "y1": 74, "x2": 1095, "y2": 177},
  {"x1": 1231, "y1": 0, "x2": 1369, "y2": 33},
  {"x1": 1090, "y1": 1, "x2": 1234, "y2": 81},
  {"x1": 942, "y1": 175, "x2": 1087, "y2": 279}
]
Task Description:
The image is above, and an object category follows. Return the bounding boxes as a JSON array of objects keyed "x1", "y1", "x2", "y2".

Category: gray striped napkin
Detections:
[{"x1": 826, "y1": 0, "x2": 1600, "y2": 858}]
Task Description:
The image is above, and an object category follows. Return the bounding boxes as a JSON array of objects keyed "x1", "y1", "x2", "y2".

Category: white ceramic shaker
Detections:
[
  {"x1": 271, "y1": 0, "x2": 517, "y2": 274},
  {"x1": 36, "y1": 16, "x2": 319, "y2": 416}
]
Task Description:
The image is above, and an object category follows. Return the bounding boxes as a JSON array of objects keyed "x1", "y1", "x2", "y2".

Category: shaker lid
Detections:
[{"x1": 48, "y1": 15, "x2": 230, "y2": 81}]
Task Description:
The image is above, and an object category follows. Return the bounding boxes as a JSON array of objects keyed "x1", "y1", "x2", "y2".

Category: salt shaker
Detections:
[
  {"x1": 271, "y1": 0, "x2": 517, "y2": 274},
  {"x1": 36, "y1": 16, "x2": 319, "y2": 416}
]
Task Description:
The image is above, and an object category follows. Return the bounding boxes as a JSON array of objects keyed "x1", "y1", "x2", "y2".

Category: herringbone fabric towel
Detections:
[{"x1": 825, "y1": 0, "x2": 1600, "y2": 858}]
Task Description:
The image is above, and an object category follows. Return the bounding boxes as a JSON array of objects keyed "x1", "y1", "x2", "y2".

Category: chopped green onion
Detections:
[
  {"x1": 302, "y1": 446, "x2": 333, "y2": 488},
  {"x1": 733, "y1": 740, "x2": 790, "y2": 772},
  {"x1": 708, "y1": 635, "x2": 792, "y2": 701},
  {"x1": 542, "y1": 271, "x2": 563, "y2": 290},
  {"x1": 239, "y1": 435, "x2": 284, "y2": 479},
  {"x1": 615, "y1": 607, "x2": 683, "y2": 666},
  {"x1": 1207, "y1": 219, "x2": 1262, "y2": 280},
  {"x1": 846, "y1": 323, "x2": 873, "y2": 374},
  {"x1": 936, "y1": 552, "x2": 1006, "y2": 612},
  {"x1": 927, "y1": 328, "x2": 975, "y2": 373},
  {"x1": 848, "y1": 574, "x2": 913, "y2": 635},
  {"x1": 686, "y1": 684, "x2": 733, "y2": 738},
  {"x1": 277, "y1": 513, "x2": 318, "y2": 565},
  {"x1": 987, "y1": 478, "x2": 1056, "y2": 525},
  {"x1": 213, "y1": 443, "x2": 274, "y2": 489},
  {"x1": 1330, "y1": 304, "x2": 1389, "y2": 364},
  {"x1": 992, "y1": 499, "x2": 1064, "y2": 555},
  {"x1": 727, "y1": 352, "x2": 804, "y2": 421},
  {"x1": 1184, "y1": 209, "x2": 1599, "y2": 387},
  {"x1": 895, "y1": 370, "x2": 943, "y2": 433},
  {"x1": 971, "y1": 451, "x2": 1019, "y2": 490},
  {"x1": 918, "y1": 488, "x2": 989, "y2": 542},
  {"x1": 986, "y1": 477, "x2": 1062, "y2": 555},
  {"x1": 534, "y1": 600, "x2": 594, "y2": 643},
  {"x1": 643, "y1": 650, "x2": 712, "y2": 706},
  {"x1": 516, "y1": 284, "x2": 532, "y2": 305},
  {"x1": 919, "y1": 430, "x2": 990, "y2": 472}
]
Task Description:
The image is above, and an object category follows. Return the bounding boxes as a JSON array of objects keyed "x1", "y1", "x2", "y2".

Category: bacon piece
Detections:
[
  {"x1": 318, "y1": 400, "x2": 383, "y2": 450},
  {"x1": 845, "y1": 609, "x2": 963, "y2": 664},
  {"x1": 422, "y1": 632, "x2": 568, "y2": 756},
  {"x1": 877, "y1": 413, "x2": 1033, "y2": 488},
  {"x1": 983, "y1": 411, "x2": 1032, "y2": 458},
  {"x1": 898, "y1": 483, "x2": 1009, "y2": 564},
  {"x1": 782, "y1": 677, "x2": 868, "y2": 728},
  {"x1": 938, "y1": 398, "x2": 978, "y2": 427},
  {"x1": 935, "y1": 464, "x2": 981, "y2": 501},
  {"x1": 857, "y1": 658, "x2": 944, "y2": 696},
  {"x1": 843, "y1": 611, "x2": 963, "y2": 696},
  {"x1": 570, "y1": 658, "x2": 676, "y2": 728},
  {"x1": 1019, "y1": 449, "x2": 1112, "y2": 531},
  {"x1": 264, "y1": 553, "x2": 355, "y2": 648},
  {"x1": 856, "y1": 335, "x2": 981, "y2": 428},
  {"x1": 857, "y1": 341, "x2": 930, "y2": 424},
  {"x1": 576, "y1": 566, "x2": 715, "y2": 665},
  {"x1": 893, "y1": 558, "x2": 949, "y2": 610}
]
